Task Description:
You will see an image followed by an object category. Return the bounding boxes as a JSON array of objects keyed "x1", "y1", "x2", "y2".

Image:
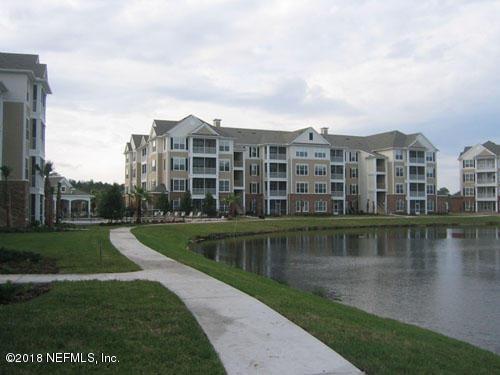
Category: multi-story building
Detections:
[
  {"x1": 0, "y1": 52, "x2": 51, "y2": 226},
  {"x1": 458, "y1": 141, "x2": 499, "y2": 213},
  {"x1": 124, "y1": 115, "x2": 438, "y2": 216}
]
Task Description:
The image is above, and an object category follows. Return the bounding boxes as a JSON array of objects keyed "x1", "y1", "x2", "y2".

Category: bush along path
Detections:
[{"x1": 0, "y1": 227, "x2": 361, "y2": 375}]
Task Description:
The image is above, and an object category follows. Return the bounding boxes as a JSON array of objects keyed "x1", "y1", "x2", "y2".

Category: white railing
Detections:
[
  {"x1": 269, "y1": 171, "x2": 287, "y2": 178},
  {"x1": 409, "y1": 174, "x2": 426, "y2": 181},
  {"x1": 409, "y1": 191, "x2": 426, "y2": 197},
  {"x1": 331, "y1": 191, "x2": 344, "y2": 197},
  {"x1": 192, "y1": 167, "x2": 216, "y2": 175},
  {"x1": 409, "y1": 157, "x2": 425, "y2": 164},
  {"x1": 270, "y1": 153, "x2": 287, "y2": 160},
  {"x1": 270, "y1": 190, "x2": 287, "y2": 196},
  {"x1": 193, "y1": 146, "x2": 216, "y2": 154},
  {"x1": 192, "y1": 188, "x2": 216, "y2": 195},
  {"x1": 330, "y1": 156, "x2": 344, "y2": 163},
  {"x1": 331, "y1": 174, "x2": 343, "y2": 180}
]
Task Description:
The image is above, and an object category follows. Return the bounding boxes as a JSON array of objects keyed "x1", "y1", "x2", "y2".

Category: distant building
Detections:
[
  {"x1": 0, "y1": 52, "x2": 51, "y2": 226},
  {"x1": 124, "y1": 115, "x2": 439, "y2": 215},
  {"x1": 458, "y1": 141, "x2": 499, "y2": 213},
  {"x1": 49, "y1": 173, "x2": 93, "y2": 219}
]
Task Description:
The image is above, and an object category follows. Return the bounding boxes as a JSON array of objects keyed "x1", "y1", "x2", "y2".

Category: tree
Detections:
[
  {"x1": 131, "y1": 187, "x2": 149, "y2": 224},
  {"x1": 223, "y1": 193, "x2": 240, "y2": 218},
  {"x1": 98, "y1": 184, "x2": 124, "y2": 222},
  {"x1": 202, "y1": 192, "x2": 217, "y2": 217},
  {"x1": 157, "y1": 192, "x2": 170, "y2": 213},
  {"x1": 0, "y1": 165, "x2": 12, "y2": 228},
  {"x1": 437, "y1": 187, "x2": 450, "y2": 196},
  {"x1": 180, "y1": 190, "x2": 192, "y2": 213},
  {"x1": 37, "y1": 161, "x2": 54, "y2": 227}
]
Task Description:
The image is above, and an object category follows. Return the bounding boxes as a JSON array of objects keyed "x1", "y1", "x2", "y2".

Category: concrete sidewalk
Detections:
[{"x1": 1, "y1": 227, "x2": 362, "y2": 374}]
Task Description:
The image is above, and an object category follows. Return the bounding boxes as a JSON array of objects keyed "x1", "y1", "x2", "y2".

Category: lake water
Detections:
[{"x1": 193, "y1": 226, "x2": 500, "y2": 354}]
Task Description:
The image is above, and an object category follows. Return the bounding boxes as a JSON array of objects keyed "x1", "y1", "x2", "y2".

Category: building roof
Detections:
[
  {"x1": 217, "y1": 127, "x2": 308, "y2": 145},
  {"x1": 0, "y1": 81, "x2": 7, "y2": 93},
  {"x1": 363, "y1": 130, "x2": 419, "y2": 150},
  {"x1": 152, "y1": 119, "x2": 179, "y2": 136},
  {"x1": 482, "y1": 141, "x2": 500, "y2": 156},
  {"x1": 0, "y1": 52, "x2": 51, "y2": 93}
]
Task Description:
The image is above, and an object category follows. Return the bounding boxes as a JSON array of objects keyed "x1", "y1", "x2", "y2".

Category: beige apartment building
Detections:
[
  {"x1": 124, "y1": 115, "x2": 438, "y2": 215},
  {"x1": 0, "y1": 52, "x2": 51, "y2": 226},
  {"x1": 458, "y1": 141, "x2": 500, "y2": 213}
]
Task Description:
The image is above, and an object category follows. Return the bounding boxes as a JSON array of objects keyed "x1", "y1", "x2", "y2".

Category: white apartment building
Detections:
[
  {"x1": 0, "y1": 52, "x2": 51, "y2": 226},
  {"x1": 124, "y1": 115, "x2": 438, "y2": 216},
  {"x1": 459, "y1": 141, "x2": 500, "y2": 213}
]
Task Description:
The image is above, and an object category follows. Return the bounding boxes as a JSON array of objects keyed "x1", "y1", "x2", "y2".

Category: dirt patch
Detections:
[
  {"x1": 0, "y1": 248, "x2": 59, "y2": 274},
  {"x1": 0, "y1": 283, "x2": 52, "y2": 305}
]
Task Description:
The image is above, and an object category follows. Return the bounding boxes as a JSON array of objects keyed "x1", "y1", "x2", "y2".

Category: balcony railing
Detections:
[
  {"x1": 477, "y1": 193, "x2": 496, "y2": 199},
  {"x1": 192, "y1": 167, "x2": 216, "y2": 175},
  {"x1": 192, "y1": 188, "x2": 216, "y2": 195},
  {"x1": 409, "y1": 191, "x2": 426, "y2": 197},
  {"x1": 477, "y1": 162, "x2": 495, "y2": 170},
  {"x1": 269, "y1": 171, "x2": 287, "y2": 178},
  {"x1": 377, "y1": 183, "x2": 386, "y2": 189},
  {"x1": 331, "y1": 173, "x2": 343, "y2": 180},
  {"x1": 193, "y1": 146, "x2": 216, "y2": 154},
  {"x1": 234, "y1": 180, "x2": 244, "y2": 188},
  {"x1": 477, "y1": 178, "x2": 496, "y2": 184},
  {"x1": 330, "y1": 156, "x2": 344, "y2": 163},
  {"x1": 409, "y1": 157, "x2": 425, "y2": 164},
  {"x1": 270, "y1": 190, "x2": 287, "y2": 196},
  {"x1": 331, "y1": 191, "x2": 344, "y2": 197},
  {"x1": 234, "y1": 160, "x2": 243, "y2": 168},
  {"x1": 409, "y1": 174, "x2": 426, "y2": 181},
  {"x1": 270, "y1": 153, "x2": 286, "y2": 160}
]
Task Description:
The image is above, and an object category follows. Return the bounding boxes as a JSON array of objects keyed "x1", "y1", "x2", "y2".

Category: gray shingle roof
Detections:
[
  {"x1": 153, "y1": 119, "x2": 178, "y2": 135},
  {"x1": 482, "y1": 141, "x2": 500, "y2": 156},
  {"x1": 0, "y1": 81, "x2": 7, "y2": 93},
  {"x1": 131, "y1": 134, "x2": 146, "y2": 149},
  {"x1": 217, "y1": 127, "x2": 308, "y2": 145},
  {"x1": 0, "y1": 52, "x2": 47, "y2": 79}
]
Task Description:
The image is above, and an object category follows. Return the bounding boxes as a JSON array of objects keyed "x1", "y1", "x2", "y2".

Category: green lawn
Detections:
[
  {"x1": 0, "y1": 281, "x2": 224, "y2": 375},
  {"x1": 133, "y1": 216, "x2": 500, "y2": 374},
  {"x1": 0, "y1": 227, "x2": 139, "y2": 274}
]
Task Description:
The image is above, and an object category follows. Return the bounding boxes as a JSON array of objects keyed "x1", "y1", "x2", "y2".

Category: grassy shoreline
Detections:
[{"x1": 133, "y1": 215, "x2": 500, "y2": 374}]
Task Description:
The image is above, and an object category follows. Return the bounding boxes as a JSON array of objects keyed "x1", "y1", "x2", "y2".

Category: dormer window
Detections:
[
  {"x1": 61, "y1": 186, "x2": 66, "y2": 192},
  {"x1": 309, "y1": 132, "x2": 313, "y2": 141}
]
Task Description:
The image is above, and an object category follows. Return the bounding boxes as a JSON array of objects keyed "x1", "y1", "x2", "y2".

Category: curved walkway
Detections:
[{"x1": 1, "y1": 227, "x2": 361, "y2": 375}]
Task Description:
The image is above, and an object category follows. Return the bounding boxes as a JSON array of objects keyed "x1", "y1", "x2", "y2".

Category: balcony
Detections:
[
  {"x1": 192, "y1": 167, "x2": 216, "y2": 175},
  {"x1": 331, "y1": 173, "x2": 343, "y2": 180},
  {"x1": 193, "y1": 146, "x2": 216, "y2": 154},
  {"x1": 234, "y1": 159, "x2": 243, "y2": 168},
  {"x1": 234, "y1": 179, "x2": 244, "y2": 188},
  {"x1": 269, "y1": 171, "x2": 287, "y2": 178},
  {"x1": 269, "y1": 153, "x2": 286, "y2": 160},
  {"x1": 331, "y1": 191, "x2": 343, "y2": 197},
  {"x1": 409, "y1": 174, "x2": 426, "y2": 181},
  {"x1": 270, "y1": 190, "x2": 287, "y2": 197},
  {"x1": 409, "y1": 191, "x2": 426, "y2": 198},
  {"x1": 477, "y1": 178, "x2": 496, "y2": 185},
  {"x1": 409, "y1": 157, "x2": 425, "y2": 164},
  {"x1": 377, "y1": 182, "x2": 386, "y2": 190},
  {"x1": 192, "y1": 188, "x2": 216, "y2": 196},
  {"x1": 330, "y1": 156, "x2": 344, "y2": 163},
  {"x1": 477, "y1": 160, "x2": 496, "y2": 171}
]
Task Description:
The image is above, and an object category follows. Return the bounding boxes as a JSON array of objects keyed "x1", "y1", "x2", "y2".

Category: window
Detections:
[
  {"x1": 349, "y1": 151, "x2": 358, "y2": 162},
  {"x1": 350, "y1": 167, "x2": 358, "y2": 178},
  {"x1": 396, "y1": 199, "x2": 405, "y2": 212},
  {"x1": 315, "y1": 200, "x2": 327, "y2": 212},
  {"x1": 172, "y1": 179, "x2": 186, "y2": 192},
  {"x1": 172, "y1": 137, "x2": 186, "y2": 150},
  {"x1": 219, "y1": 140, "x2": 230, "y2": 152},
  {"x1": 427, "y1": 199, "x2": 435, "y2": 212},
  {"x1": 427, "y1": 167, "x2": 435, "y2": 178},
  {"x1": 163, "y1": 140, "x2": 167, "y2": 151},
  {"x1": 309, "y1": 132, "x2": 313, "y2": 141},
  {"x1": 463, "y1": 173, "x2": 474, "y2": 182},
  {"x1": 427, "y1": 184, "x2": 435, "y2": 195},
  {"x1": 163, "y1": 159, "x2": 167, "y2": 170},
  {"x1": 315, "y1": 183, "x2": 327, "y2": 194},
  {"x1": 426, "y1": 152, "x2": 435, "y2": 162},
  {"x1": 219, "y1": 159, "x2": 230, "y2": 172},
  {"x1": 295, "y1": 149, "x2": 308, "y2": 158},
  {"x1": 151, "y1": 140, "x2": 156, "y2": 152},
  {"x1": 396, "y1": 183, "x2": 404, "y2": 194},
  {"x1": 31, "y1": 119, "x2": 36, "y2": 149},
  {"x1": 296, "y1": 182, "x2": 308, "y2": 194},
  {"x1": 296, "y1": 164, "x2": 308, "y2": 176},
  {"x1": 61, "y1": 186, "x2": 66, "y2": 193},
  {"x1": 463, "y1": 187, "x2": 475, "y2": 196},
  {"x1": 173, "y1": 157, "x2": 186, "y2": 171},
  {"x1": 395, "y1": 150, "x2": 404, "y2": 160},
  {"x1": 314, "y1": 165, "x2": 327, "y2": 176},
  {"x1": 250, "y1": 182, "x2": 260, "y2": 194},
  {"x1": 463, "y1": 160, "x2": 474, "y2": 168},
  {"x1": 151, "y1": 159, "x2": 156, "y2": 171},
  {"x1": 314, "y1": 151, "x2": 326, "y2": 159},
  {"x1": 349, "y1": 184, "x2": 358, "y2": 195},
  {"x1": 141, "y1": 164, "x2": 147, "y2": 174},
  {"x1": 249, "y1": 146, "x2": 259, "y2": 158},
  {"x1": 395, "y1": 166, "x2": 404, "y2": 177},
  {"x1": 172, "y1": 198, "x2": 181, "y2": 210},
  {"x1": 250, "y1": 163, "x2": 260, "y2": 176},
  {"x1": 296, "y1": 200, "x2": 309, "y2": 213},
  {"x1": 141, "y1": 148, "x2": 147, "y2": 157},
  {"x1": 219, "y1": 180, "x2": 230, "y2": 192},
  {"x1": 464, "y1": 200, "x2": 474, "y2": 212}
]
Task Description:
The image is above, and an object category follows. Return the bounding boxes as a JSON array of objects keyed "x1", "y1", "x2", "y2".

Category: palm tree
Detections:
[
  {"x1": 223, "y1": 193, "x2": 240, "y2": 218},
  {"x1": 1, "y1": 165, "x2": 12, "y2": 228},
  {"x1": 131, "y1": 187, "x2": 149, "y2": 224},
  {"x1": 37, "y1": 161, "x2": 54, "y2": 227}
]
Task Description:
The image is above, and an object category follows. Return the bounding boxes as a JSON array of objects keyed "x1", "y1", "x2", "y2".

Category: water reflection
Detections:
[{"x1": 193, "y1": 226, "x2": 500, "y2": 354}]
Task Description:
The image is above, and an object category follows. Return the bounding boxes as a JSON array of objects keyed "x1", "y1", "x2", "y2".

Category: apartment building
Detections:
[
  {"x1": 124, "y1": 115, "x2": 438, "y2": 216},
  {"x1": 0, "y1": 52, "x2": 51, "y2": 226},
  {"x1": 458, "y1": 141, "x2": 500, "y2": 213}
]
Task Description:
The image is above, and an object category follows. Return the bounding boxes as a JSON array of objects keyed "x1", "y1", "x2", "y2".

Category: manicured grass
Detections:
[
  {"x1": 0, "y1": 227, "x2": 139, "y2": 274},
  {"x1": 0, "y1": 281, "x2": 224, "y2": 374},
  {"x1": 133, "y1": 216, "x2": 500, "y2": 374}
]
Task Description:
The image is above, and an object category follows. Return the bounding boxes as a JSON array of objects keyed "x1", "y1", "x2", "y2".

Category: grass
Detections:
[
  {"x1": 0, "y1": 227, "x2": 139, "y2": 274},
  {"x1": 0, "y1": 281, "x2": 225, "y2": 375},
  {"x1": 133, "y1": 215, "x2": 500, "y2": 374},
  {"x1": 0, "y1": 248, "x2": 58, "y2": 274}
]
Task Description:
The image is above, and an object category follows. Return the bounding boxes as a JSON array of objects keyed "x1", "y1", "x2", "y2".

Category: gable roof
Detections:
[
  {"x1": 130, "y1": 134, "x2": 145, "y2": 149},
  {"x1": 0, "y1": 52, "x2": 51, "y2": 93},
  {"x1": 483, "y1": 141, "x2": 500, "y2": 156},
  {"x1": 152, "y1": 119, "x2": 178, "y2": 136}
]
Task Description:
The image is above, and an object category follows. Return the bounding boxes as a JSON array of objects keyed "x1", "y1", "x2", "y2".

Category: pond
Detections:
[{"x1": 193, "y1": 226, "x2": 500, "y2": 354}]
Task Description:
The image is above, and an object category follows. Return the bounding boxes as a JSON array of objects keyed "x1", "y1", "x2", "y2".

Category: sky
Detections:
[{"x1": 1, "y1": 0, "x2": 500, "y2": 192}]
